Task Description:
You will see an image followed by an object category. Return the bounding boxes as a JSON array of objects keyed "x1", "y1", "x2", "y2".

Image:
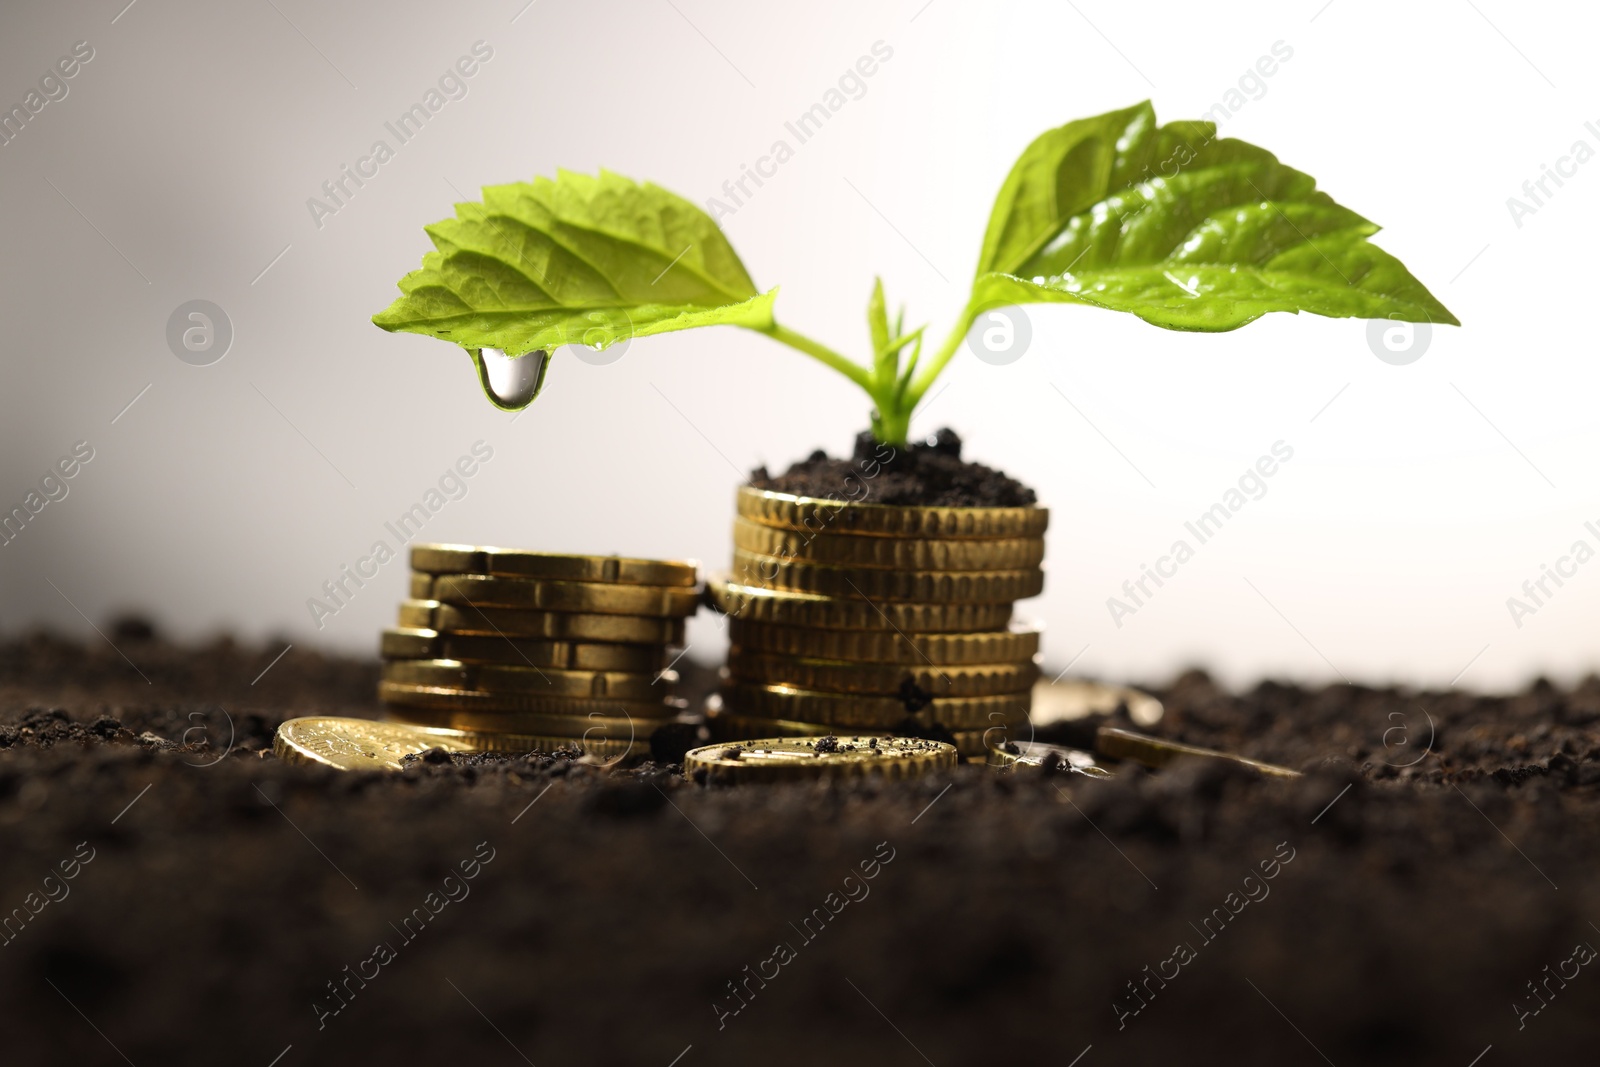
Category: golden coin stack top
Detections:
[
  {"x1": 380, "y1": 543, "x2": 700, "y2": 757},
  {"x1": 709, "y1": 487, "x2": 1048, "y2": 758}
]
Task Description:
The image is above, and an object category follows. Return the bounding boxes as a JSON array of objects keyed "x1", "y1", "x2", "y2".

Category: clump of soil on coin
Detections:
[
  {"x1": 749, "y1": 429, "x2": 1037, "y2": 507},
  {"x1": 6, "y1": 626, "x2": 1600, "y2": 1062}
]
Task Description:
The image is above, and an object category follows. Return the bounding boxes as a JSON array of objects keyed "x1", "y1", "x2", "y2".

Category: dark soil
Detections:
[
  {"x1": 2, "y1": 624, "x2": 1598, "y2": 1064},
  {"x1": 748, "y1": 429, "x2": 1038, "y2": 507}
]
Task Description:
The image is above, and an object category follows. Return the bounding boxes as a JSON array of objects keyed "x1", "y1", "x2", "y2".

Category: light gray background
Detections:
[{"x1": 0, "y1": 0, "x2": 1592, "y2": 691}]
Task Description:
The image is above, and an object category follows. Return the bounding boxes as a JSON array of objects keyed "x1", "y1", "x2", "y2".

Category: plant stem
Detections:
[
  {"x1": 904, "y1": 298, "x2": 978, "y2": 409},
  {"x1": 757, "y1": 322, "x2": 874, "y2": 391},
  {"x1": 755, "y1": 302, "x2": 971, "y2": 449},
  {"x1": 875, "y1": 405, "x2": 911, "y2": 446}
]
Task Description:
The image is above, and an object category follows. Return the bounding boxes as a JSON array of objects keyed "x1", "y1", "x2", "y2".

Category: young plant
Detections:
[{"x1": 374, "y1": 100, "x2": 1456, "y2": 447}]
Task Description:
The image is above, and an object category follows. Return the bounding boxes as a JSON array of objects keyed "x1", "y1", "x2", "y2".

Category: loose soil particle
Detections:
[
  {"x1": 1, "y1": 627, "x2": 1598, "y2": 1063},
  {"x1": 748, "y1": 429, "x2": 1038, "y2": 508}
]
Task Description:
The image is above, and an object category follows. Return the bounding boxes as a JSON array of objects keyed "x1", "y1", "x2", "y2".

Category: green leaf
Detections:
[
  {"x1": 972, "y1": 101, "x2": 1457, "y2": 331},
  {"x1": 867, "y1": 276, "x2": 892, "y2": 385},
  {"x1": 372, "y1": 169, "x2": 776, "y2": 363}
]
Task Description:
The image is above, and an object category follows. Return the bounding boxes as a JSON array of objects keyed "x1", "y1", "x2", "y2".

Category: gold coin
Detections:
[
  {"x1": 737, "y1": 486, "x2": 1049, "y2": 540},
  {"x1": 381, "y1": 627, "x2": 441, "y2": 659},
  {"x1": 957, "y1": 722, "x2": 1026, "y2": 758},
  {"x1": 411, "y1": 543, "x2": 698, "y2": 587},
  {"x1": 397, "y1": 599, "x2": 687, "y2": 645},
  {"x1": 1031, "y1": 679, "x2": 1164, "y2": 729},
  {"x1": 720, "y1": 682, "x2": 1030, "y2": 730},
  {"x1": 684, "y1": 735, "x2": 956, "y2": 783},
  {"x1": 1096, "y1": 727, "x2": 1302, "y2": 779},
  {"x1": 732, "y1": 519, "x2": 1045, "y2": 572},
  {"x1": 423, "y1": 573, "x2": 700, "y2": 618},
  {"x1": 409, "y1": 572, "x2": 435, "y2": 599},
  {"x1": 705, "y1": 705, "x2": 1014, "y2": 759},
  {"x1": 988, "y1": 740, "x2": 1114, "y2": 778},
  {"x1": 706, "y1": 579, "x2": 1013, "y2": 633},
  {"x1": 728, "y1": 618, "x2": 1040, "y2": 665},
  {"x1": 381, "y1": 628, "x2": 669, "y2": 672},
  {"x1": 731, "y1": 550, "x2": 1043, "y2": 603},
  {"x1": 727, "y1": 648, "x2": 1039, "y2": 697},
  {"x1": 381, "y1": 660, "x2": 671, "y2": 701},
  {"x1": 378, "y1": 680, "x2": 679, "y2": 719},
  {"x1": 272, "y1": 716, "x2": 632, "y2": 771},
  {"x1": 384, "y1": 704, "x2": 666, "y2": 744}
]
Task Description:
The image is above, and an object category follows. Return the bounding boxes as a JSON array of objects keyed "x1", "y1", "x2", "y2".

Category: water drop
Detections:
[{"x1": 473, "y1": 347, "x2": 549, "y2": 410}]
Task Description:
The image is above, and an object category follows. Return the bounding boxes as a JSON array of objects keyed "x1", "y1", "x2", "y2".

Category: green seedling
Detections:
[{"x1": 375, "y1": 101, "x2": 1455, "y2": 447}]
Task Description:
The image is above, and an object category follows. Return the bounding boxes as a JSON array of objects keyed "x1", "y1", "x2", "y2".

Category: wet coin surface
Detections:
[
  {"x1": 988, "y1": 740, "x2": 1115, "y2": 778},
  {"x1": 272, "y1": 716, "x2": 632, "y2": 771},
  {"x1": 684, "y1": 735, "x2": 957, "y2": 783}
]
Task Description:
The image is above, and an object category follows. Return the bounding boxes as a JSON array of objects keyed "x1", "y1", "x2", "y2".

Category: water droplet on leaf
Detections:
[{"x1": 473, "y1": 347, "x2": 549, "y2": 410}]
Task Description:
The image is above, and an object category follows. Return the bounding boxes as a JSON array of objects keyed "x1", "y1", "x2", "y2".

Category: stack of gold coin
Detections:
[
  {"x1": 707, "y1": 488, "x2": 1048, "y2": 757},
  {"x1": 379, "y1": 543, "x2": 699, "y2": 758}
]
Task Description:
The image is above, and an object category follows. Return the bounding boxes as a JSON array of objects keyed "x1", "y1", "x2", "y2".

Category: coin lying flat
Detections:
[
  {"x1": 731, "y1": 550, "x2": 1044, "y2": 603},
  {"x1": 422, "y1": 573, "x2": 701, "y2": 618},
  {"x1": 727, "y1": 648, "x2": 1039, "y2": 697},
  {"x1": 272, "y1": 716, "x2": 632, "y2": 771},
  {"x1": 720, "y1": 682, "x2": 1030, "y2": 730},
  {"x1": 411, "y1": 543, "x2": 698, "y2": 587},
  {"x1": 684, "y1": 735, "x2": 957, "y2": 783},
  {"x1": 736, "y1": 487, "x2": 1050, "y2": 540},
  {"x1": 706, "y1": 579, "x2": 1014, "y2": 633},
  {"x1": 705, "y1": 705, "x2": 1018, "y2": 759},
  {"x1": 378, "y1": 680, "x2": 680, "y2": 719},
  {"x1": 381, "y1": 628, "x2": 670, "y2": 672},
  {"x1": 1096, "y1": 727, "x2": 1301, "y2": 779},
  {"x1": 380, "y1": 659, "x2": 671, "y2": 701},
  {"x1": 383, "y1": 704, "x2": 664, "y2": 742},
  {"x1": 398, "y1": 600, "x2": 687, "y2": 645},
  {"x1": 732, "y1": 520, "x2": 1046, "y2": 572},
  {"x1": 988, "y1": 740, "x2": 1114, "y2": 779},
  {"x1": 728, "y1": 618, "x2": 1041, "y2": 665},
  {"x1": 1031, "y1": 678, "x2": 1164, "y2": 729}
]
